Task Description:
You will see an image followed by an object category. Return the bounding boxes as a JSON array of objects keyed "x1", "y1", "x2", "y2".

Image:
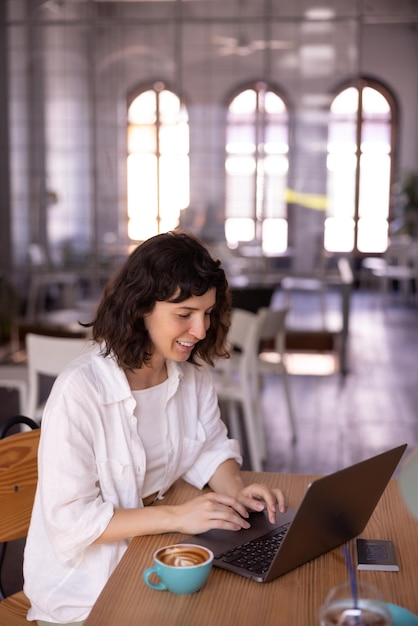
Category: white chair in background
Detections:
[
  {"x1": 370, "y1": 239, "x2": 418, "y2": 306},
  {"x1": 360, "y1": 237, "x2": 411, "y2": 292},
  {"x1": 211, "y1": 308, "x2": 265, "y2": 472},
  {"x1": 255, "y1": 306, "x2": 297, "y2": 444},
  {"x1": 25, "y1": 333, "x2": 93, "y2": 421}
]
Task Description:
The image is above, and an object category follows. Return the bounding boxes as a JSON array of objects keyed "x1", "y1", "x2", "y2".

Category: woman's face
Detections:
[{"x1": 143, "y1": 288, "x2": 216, "y2": 365}]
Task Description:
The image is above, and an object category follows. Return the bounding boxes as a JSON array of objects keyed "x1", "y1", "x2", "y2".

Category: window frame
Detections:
[
  {"x1": 126, "y1": 81, "x2": 190, "y2": 241},
  {"x1": 224, "y1": 80, "x2": 291, "y2": 253},
  {"x1": 326, "y1": 76, "x2": 398, "y2": 256}
]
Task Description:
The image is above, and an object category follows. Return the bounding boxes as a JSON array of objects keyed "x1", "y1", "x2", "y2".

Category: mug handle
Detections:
[{"x1": 143, "y1": 566, "x2": 167, "y2": 591}]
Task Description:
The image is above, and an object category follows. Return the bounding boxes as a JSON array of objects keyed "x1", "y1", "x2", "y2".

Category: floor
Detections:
[
  {"x1": 1, "y1": 285, "x2": 418, "y2": 596},
  {"x1": 261, "y1": 286, "x2": 418, "y2": 477}
]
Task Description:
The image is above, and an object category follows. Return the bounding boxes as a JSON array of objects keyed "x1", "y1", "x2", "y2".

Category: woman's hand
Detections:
[
  {"x1": 235, "y1": 483, "x2": 288, "y2": 524},
  {"x1": 208, "y1": 460, "x2": 288, "y2": 525},
  {"x1": 169, "y1": 492, "x2": 252, "y2": 535},
  {"x1": 96, "y1": 482, "x2": 288, "y2": 544}
]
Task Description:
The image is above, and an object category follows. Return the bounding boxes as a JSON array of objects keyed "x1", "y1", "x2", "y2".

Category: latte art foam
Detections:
[{"x1": 158, "y1": 545, "x2": 210, "y2": 567}]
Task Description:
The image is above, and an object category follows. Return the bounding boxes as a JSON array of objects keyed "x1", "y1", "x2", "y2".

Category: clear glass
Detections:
[{"x1": 319, "y1": 581, "x2": 392, "y2": 626}]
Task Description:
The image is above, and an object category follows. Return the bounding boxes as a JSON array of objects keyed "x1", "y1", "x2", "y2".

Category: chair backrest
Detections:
[
  {"x1": 224, "y1": 307, "x2": 289, "y2": 371},
  {"x1": 228, "y1": 308, "x2": 272, "y2": 396},
  {"x1": 256, "y1": 306, "x2": 289, "y2": 356},
  {"x1": 25, "y1": 333, "x2": 93, "y2": 419},
  {"x1": 0, "y1": 429, "x2": 40, "y2": 544},
  {"x1": 0, "y1": 425, "x2": 40, "y2": 600},
  {"x1": 227, "y1": 308, "x2": 259, "y2": 353},
  {"x1": 214, "y1": 308, "x2": 259, "y2": 381}
]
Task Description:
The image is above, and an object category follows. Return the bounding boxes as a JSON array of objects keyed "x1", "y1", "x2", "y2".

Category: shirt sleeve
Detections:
[
  {"x1": 181, "y1": 365, "x2": 243, "y2": 489},
  {"x1": 37, "y1": 367, "x2": 115, "y2": 563}
]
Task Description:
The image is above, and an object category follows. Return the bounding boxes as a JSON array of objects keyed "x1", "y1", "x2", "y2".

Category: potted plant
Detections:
[{"x1": 391, "y1": 171, "x2": 418, "y2": 238}]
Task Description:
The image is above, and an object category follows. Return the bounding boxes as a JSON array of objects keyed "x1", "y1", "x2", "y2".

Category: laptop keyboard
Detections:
[{"x1": 217, "y1": 523, "x2": 290, "y2": 575}]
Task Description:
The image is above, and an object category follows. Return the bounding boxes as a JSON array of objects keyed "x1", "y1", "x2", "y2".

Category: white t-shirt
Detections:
[
  {"x1": 24, "y1": 347, "x2": 241, "y2": 623},
  {"x1": 133, "y1": 379, "x2": 169, "y2": 498}
]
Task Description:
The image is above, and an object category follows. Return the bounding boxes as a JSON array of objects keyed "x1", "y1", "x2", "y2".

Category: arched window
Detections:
[
  {"x1": 325, "y1": 78, "x2": 397, "y2": 254},
  {"x1": 225, "y1": 82, "x2": 289, "y2": 254},
  {"x1": 127, "y1": 82, "x2": 190, "y2": 241}
]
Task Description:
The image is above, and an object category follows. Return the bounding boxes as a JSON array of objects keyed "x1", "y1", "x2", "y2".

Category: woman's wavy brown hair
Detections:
[{"x1": 86, "y1": 230, "x2": 231, "y2": 369}]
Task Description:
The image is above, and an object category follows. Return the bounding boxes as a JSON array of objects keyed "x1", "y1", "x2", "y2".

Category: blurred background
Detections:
[{"x1": 0, "y1": 0, "x2": 417, "y2": 326}]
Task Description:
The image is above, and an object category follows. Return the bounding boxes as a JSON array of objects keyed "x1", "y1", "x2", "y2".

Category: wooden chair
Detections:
[
  {"x1": 25, "y1": 332, "x2": 93, "y2": 421},
  {"x1": 0, "y1": 415, "x2": 40, "y2": 624}
]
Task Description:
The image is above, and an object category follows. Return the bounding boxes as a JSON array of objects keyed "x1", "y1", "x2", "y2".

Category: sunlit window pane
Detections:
[
  {"x1": 229, "y1": 89, "x2": 257, "y2": 115},
  {"x1": 328, "y1": 121, "x2": 357, "y2": 153},
  {"x1": 225, "y1": 218, "x2": 255, "y2": 245},
  {"x1": 159, "y1": 122, "x2": 189, "y2": 154},
  {"x1": 361, "y1": 121, "x2": 391, "y2": 153},
  {"x1": 324, "y1": 217, "x2": 354, "y2": 252},
  {"x1": 226, "y1": 125, "x2": 256, "y2": 154},
  {"x1": 225, "y1": 155, "x2": 256, "y2": 175},
  {"x1": 362, "y1": 87, "x2": 390, "y2": 115},
  {"x1": 160, "y1": 155, "x2": 190, "y2": 215},
  {"x1": 159, "y1": 90, "x2": 182, "y2": 123},
  {"x1": 128, "y1": 216, "x2": 159, "y2": 242},
  {"x1": 265, "y1": 91, "x2": 287, "y2": 114},
  {"x1": 358, "y1": 154, "x2": 390, "y2": 219},
  {"x1": 225, "y1": 85, "x2": 289, "y2": 250},
  {"x1": 264, "y1": 156, "x2": 288, "y2": 218},
  {"x1": 127, "y1": 124, "x2": 156, "y2": 154},
  {"x1": 127, "y1": 154, "x2": 157, "y2": 218},
  {"x1": 265, "y1": 124, "x2": 288, "y2": 153},
  {"x1": 331, "y1": 87, "x2": 358, "y2": 114},
  {"x1": 264, "y1": 154, "x2": 288, "y2": 176},
  {"x1": 326, "y1": 81, "x2": 395, "y2": 253},
  {"x1": 357, "y1": 218, "x2": 388, "y2": 253},
  {"x1": 128, "y1": 91, "x2": 156, "y2": 124},
  {"x1": 226, "y1": 173, "x2": 255, "y2": 219},
  {"x1": 262, "y1": 219, "x2": 288, "y2": 254},
  {"x1": 326, "y1": 153, "x2": 356, "y2": 218},
  {"x1": 127, "y1": 85, "x2": 189, "y2": 239}
]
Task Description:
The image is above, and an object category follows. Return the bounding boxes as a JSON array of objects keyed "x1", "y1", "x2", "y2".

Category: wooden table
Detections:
[{"x1": 84, "y1": 471, "x2": 418, "y2": 625}]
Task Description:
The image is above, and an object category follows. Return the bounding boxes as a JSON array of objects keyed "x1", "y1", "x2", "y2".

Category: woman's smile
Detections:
[{"x1": 176, "y1": 340, "x2": 196, "y2": 351}]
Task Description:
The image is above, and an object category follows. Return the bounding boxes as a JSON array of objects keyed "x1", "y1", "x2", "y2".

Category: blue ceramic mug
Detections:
[{"x1": 143, "y1": 543, "x2": 214, "y2": 595}]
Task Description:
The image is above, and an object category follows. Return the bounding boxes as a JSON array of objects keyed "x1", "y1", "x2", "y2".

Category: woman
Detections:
[{"x1": 24, "y1": 231, "x2": 287, "y2": 625}]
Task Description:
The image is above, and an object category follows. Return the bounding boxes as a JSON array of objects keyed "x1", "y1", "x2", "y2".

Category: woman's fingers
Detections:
[
  {"x1": 238, "y1": 484, "x2": 288, "y2": 523},
  {"x1": 173, "y1": 493, "x2": 251, "y2": 534},
  {"x1": 172, "y1": 486, "x2": 288, "y2": 534}
]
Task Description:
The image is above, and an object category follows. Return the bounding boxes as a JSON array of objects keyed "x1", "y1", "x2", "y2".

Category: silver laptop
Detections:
[{"x1": 183, "y1": 444, "x2": 407, "y2": 583}]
